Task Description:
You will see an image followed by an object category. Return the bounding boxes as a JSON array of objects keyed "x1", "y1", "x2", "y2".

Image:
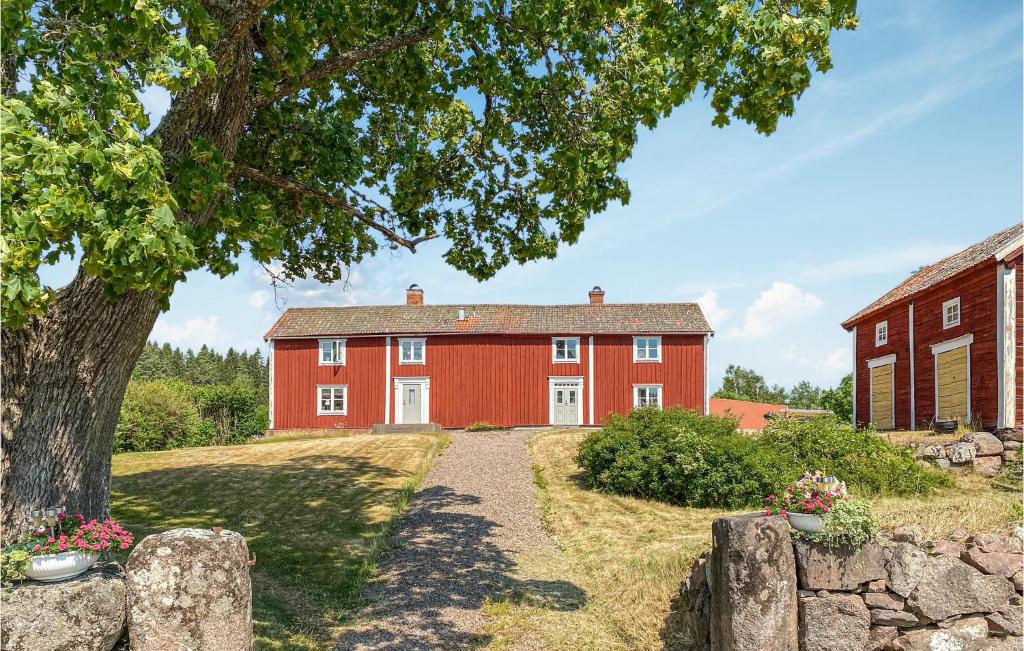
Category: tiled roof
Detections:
[
  {"x1": 265, "y1": 303, "x2": 711, "y2": 339},
  {"x1": 841, "y1": 223, "x2": 1023, "y2": 329}
]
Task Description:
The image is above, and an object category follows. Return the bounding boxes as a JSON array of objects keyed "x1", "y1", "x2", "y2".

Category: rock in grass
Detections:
[
  {"x1": 946, "y1": 442, "x2": 976, "y2": 464},
  {"x1": 126, "y1": 528, "x2": 252, "y2": 651},
  {"x1": 710, "y1": 513, "x2": 798, "y2": 651},
  {"x1": 892, "y1": 525, "x2": 925, "y2": 546},
  {"x1": 974, "y1": 455, "x2": 1003, "y2": 476},
  {"x1": 960, "y1": 432, "x2": 1004, "y2": 456},
  {"x1": 0, "y1": 562, "x2": 125, "y2": 651},
  {"x1": 798, "y1": 594, "x2": 870, "y2": 651}
]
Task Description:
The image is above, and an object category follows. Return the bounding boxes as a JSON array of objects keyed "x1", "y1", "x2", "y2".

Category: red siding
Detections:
[
  {"x1": 272, "y1": 333, "x2": 706, "y2": 429},
  {"x1": 592, "y1": 334, "x2": 705, "y2": 423},
  {"x1": 850, "y1": 261, "x2": 1009, "y2": 430},
  {"x1": 272, "y1": 337, "x2": 386, "y2": 430}
]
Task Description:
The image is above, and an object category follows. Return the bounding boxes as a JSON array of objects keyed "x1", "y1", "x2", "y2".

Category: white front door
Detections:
[
  {"x1": 551, "y1": 383, "x2": 580, "y2": 426},
  {"x1": 402, "y1": 384, "x2": 422, "y2": 424}
]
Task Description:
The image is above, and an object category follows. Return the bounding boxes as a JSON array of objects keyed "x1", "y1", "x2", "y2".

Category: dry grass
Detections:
[
  {"x1": 111, "y1": 431, "x2": 448, "y2": 650},
  {"x1": 481, "y1": 429, "x2": 1023, "y2": 650},
  {"x1": 877, "y1": 429, "x2": 962, "y2": 447}
]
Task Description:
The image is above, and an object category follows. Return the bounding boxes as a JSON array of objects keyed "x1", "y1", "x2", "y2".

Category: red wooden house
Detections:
[
  {"x1": 841, "y1": 224, "x2": 1023, "y2": 431},
  {"x1": 265, "y1": 286, "x2": 712, "y2": 430}
]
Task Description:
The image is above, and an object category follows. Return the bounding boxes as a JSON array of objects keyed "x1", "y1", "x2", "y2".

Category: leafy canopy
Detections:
[{"x1": 1, "y1": 0, "x2": 857, "y2": 328}]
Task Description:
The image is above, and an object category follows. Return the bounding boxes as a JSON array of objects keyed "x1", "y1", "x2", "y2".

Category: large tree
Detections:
[{"x1": 0, "y1": 0, "x2": 856, "y2": 537}]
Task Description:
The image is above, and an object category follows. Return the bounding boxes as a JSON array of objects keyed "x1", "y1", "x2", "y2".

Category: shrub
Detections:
[
  {"x1": 466, "y1": 421, "x2": 504, "y2": 432},
  {"x1": 575, "y1": 409, "x2": 951, "y2": 509},
  {"x1": 115, "y1": 380, "x2": 211, "y2": 452}
]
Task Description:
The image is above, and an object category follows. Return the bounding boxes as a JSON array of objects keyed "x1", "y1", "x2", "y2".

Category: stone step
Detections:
[{"x1": 372, "y1": 423, "x2": 443, "y2": 433}]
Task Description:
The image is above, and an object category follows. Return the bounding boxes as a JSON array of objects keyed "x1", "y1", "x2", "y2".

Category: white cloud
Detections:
[
  {"x1": 696, "y1": 289, "x2": 730, "y2": 328},
  {"x1": 151, "y1": 316, "x2": 227, "y2": 351},
  {"x1": 728, "y1": 282, "x2": 823, "y2": 340},
  {"x1": 801, "y1": 243, "x2": 958, "y2": 282},
  {"x1": 785, "y1": 344, "x2": 852, "y2": 375},
  {"x1": 823, "y1": 347, "x2": 852, "y2": 373},
  {"x1": 247, "y1": 290, "x2": 270, "y2": 309}
]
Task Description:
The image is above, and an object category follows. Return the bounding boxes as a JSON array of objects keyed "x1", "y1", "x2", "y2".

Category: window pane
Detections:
[
  {"x1": 320, "y1": 341, "x2": 333, "y2": 362},
  {"x1": 649, "y1": 340, "x2": 660, "y2": 358},
  {"x1": 566, "y1": 340, "x2": 577, "y2": 359},
  {"x1": 333, "y1": 396, "x2": 344, "y2": 411},
  {"x1": 554, "y1": 340, "x2": 565, "y2": 359},
  {"x1": 569, "y1": 391, "x2": 576, "y2": 404},
  {"x1": 413, "y1": 341, "x2": 423, "y2": 360}
]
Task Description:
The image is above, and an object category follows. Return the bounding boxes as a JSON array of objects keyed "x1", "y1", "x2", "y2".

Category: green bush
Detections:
[
  {"x1": 115, "y1": 379, "x2": 269, "y2": 452},
  {"x1": 114, "y1": 380, "x2": 211, "y2": 452},
  {"x1": 575, "y1": 409, "x2": 951, "y2": 508},
  {"x1": 795, "y1": 498, "x2": 878, "y2": 549}
]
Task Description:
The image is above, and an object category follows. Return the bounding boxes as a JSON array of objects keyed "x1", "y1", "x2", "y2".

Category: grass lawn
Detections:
[
  {"x1": 480, "y1": 429, "x2": 1023, "y2": 651},
  {"x1": 111, "y1": 432, "x2": 448, "y2": 650}
]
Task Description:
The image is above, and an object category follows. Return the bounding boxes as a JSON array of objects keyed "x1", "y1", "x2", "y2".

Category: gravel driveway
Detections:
[{"x1": 335, "y1": 429, "x2": 576, "y2": 650}]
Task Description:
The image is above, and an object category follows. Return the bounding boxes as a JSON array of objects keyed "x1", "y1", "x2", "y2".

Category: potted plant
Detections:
[
  {"x1": 764, "y1": 470, "x2": 847, "y2": 533},
  {"x1": 4, "y1": 510, "x2": 133, "y2": 583}
]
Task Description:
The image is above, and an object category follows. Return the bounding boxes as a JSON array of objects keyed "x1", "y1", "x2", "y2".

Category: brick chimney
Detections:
[
  {"x1": 589, "y1": 286, "x2": 605, "y2": 305},
  {"x1": 406, "y1": 284, "x2": 424, "y2": 305}
]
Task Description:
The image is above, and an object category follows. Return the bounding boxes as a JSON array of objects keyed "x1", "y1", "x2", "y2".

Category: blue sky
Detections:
[{"x1": 42, "y1": 0, "x2": 1024, "y2": 392}]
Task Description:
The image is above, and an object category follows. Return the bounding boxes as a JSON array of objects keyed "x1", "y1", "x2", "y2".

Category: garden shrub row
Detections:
[
  {"x1": 115, "y1": 379, "x2": 268, "y2": 452},
  {"x1": 575, "y1": 408, "x2": 952, "y2": 508}
]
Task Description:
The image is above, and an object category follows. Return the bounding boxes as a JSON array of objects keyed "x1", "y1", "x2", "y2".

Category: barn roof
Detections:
[
  {"x1": 265, "y1": 303, "x2": 712, "y2": 339},
  {"x1": 841, "y1": 223, "x2": 1023, "y2": 329}
]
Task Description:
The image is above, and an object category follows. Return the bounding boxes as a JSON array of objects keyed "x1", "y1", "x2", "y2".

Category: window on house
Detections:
[
  {"x1": 875, "y1": 321, "x2": 888, "y2": 347},
  {"x1": 633, "y1": 336, "x2": 662, "y2": 362},
  {"x1": 943, "y1": 297, "x2": 961, "y2": 329},
  {"x1": 399, "y1": 338, "x2": 426, "y2": 364},
  {"x1": 552, "y1": 337, "x2": 580, "y2": 362},
  {"x1": 319, "y1": 339, "x2": 346, "y2": 365},
  {"x1": 317, "y1": 385, "x2": 347, "y2": 414},
  {"x1": 634, "y1": 385, "x2": 662, "y2": 408}
]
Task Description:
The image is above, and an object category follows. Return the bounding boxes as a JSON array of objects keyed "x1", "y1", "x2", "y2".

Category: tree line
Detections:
[
  {"x1": 713, "y1": 364, "x2": 853, "y2": 421},
  {"x1": 116, "y1": 342, "x2": 270, "y2": 453}
]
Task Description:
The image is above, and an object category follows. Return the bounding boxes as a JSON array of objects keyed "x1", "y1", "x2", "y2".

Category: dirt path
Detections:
[{"x1": 335, "y1": 429, "x2": 580, "y2": 650}]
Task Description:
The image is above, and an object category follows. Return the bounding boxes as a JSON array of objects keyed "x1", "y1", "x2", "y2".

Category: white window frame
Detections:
[
  {"x1": 316, "y1": 384, "x2": 348, "y2": 415},
  {"x1": 633, "y1": 336, "x2": 662, "y2": 363},
  {"x1": 318, "y1": 338, "x2": 346, "y2": 366},
  {"x1": 551, "y1": 337, "x2": 580, "y2": 363},
  {"x1": 875, "y1": 321, "x2": 888, "y2": 347},
  {"x1": 633, "y1": 384, "x2": 663, "y2": 409},
  {"x1": 398, "y1": 337, "x2": 426, "y2": 365},
  {"x1": 942, "y1": 297, "x2": 961, "y2": 329}
]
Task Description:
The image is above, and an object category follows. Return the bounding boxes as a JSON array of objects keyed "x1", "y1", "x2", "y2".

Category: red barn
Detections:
[
  {"x1": 841, "y1": 224, "x2": 1023, "y2": 431},
  {"x1": 265, "y1": 286, "x2": 712, "y2": 430}
]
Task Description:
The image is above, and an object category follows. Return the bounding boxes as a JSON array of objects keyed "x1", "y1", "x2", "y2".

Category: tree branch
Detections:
[
  {"x1": 233, "y1": 165, "x2": 437, "y2": 251},
  {"x1": 210, "y1": 0, "x2": 275, "y2": 64},
  {"x1": 261, "y1": 23, "x2": 436, "y2": 105}
]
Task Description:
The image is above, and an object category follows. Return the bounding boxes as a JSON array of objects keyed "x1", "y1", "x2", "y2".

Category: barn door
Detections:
[
  {"x1": 870, "y1": 363, "x2": 894, "y2": 430},
  {"x1": 936, "y1": 346, "x2": 968, "y2": 423}
]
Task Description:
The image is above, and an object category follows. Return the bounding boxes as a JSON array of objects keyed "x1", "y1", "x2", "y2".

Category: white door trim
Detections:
[
  {"x1": 268, "y1": 340, "x2": 275, "y2": 429},
  {"x1": 548, "y1": 376, "x2": 584, "y2": 426},
  {"x1": 394, "y1": 377, "x2": 430, "y2": 425},
  {"x1": 931, "y1": 334, "x2": 971, "y2": 422},
  {"x1": 587, "y1": 336, "x2": 595, "y2": 425},
  {"x1": 866, "y1": 353, "x2": 897, "y2": 369}
]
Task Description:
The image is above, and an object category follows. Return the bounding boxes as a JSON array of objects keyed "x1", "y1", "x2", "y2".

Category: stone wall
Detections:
[
  {"x1": 678, "y1": 516, "x2": 1023, "y2": 651},
  {"x1": 1, "y1": 528, "x2": 252, "y2": 651},
  {"x1": 913, "y1": 430, "x2": 1021, "y2": 477}
]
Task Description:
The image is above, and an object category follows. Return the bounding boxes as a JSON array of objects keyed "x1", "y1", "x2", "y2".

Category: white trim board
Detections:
[
  {"x1": 851, "y1": 326, "x2": 857, "y2": 426},
  {"x1": 268, "y1": 340, "x2": 275, "y2": 429},
  {"x1": 587, "y1": 336, "x2": 595, "y2": 425},
  {"x1": 867, "y1": 354, "x2": 897, "y2": 368},
  {"x1": 930, "y1": 333, "x2": 973, "y2": 355},
  {"x1": 384, "y1": 336, "x2": 392, "y2": 424},
  {"x1": 908, "y1": 303, "x2": 916, "y2": 430}
]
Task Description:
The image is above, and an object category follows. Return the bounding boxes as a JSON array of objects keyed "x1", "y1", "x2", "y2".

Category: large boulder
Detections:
[
  {"x1": 126, "y1": 528, "x2": 252, "y2": 651},
  {"x1": 709, "y1": 514, "x2": 798, "y2": 651},
  {"x1": 0, "y1": 562, "x2": 126, "y2": 651},
  {"x1": 906, "y1": 555, "x2": 1016, "y2": 621},
  {"x1": 887, "y1": 542, "x2": 928, "y2": 598},
  {"x1": 973, "y1": 455, "x2": 1003, "y2": 476},
  {"x1": 793, "y1": 540, "x2": 886, "y2": 591},
  {"x1": 961, "y1": 432, "x2": 1004, "y2": 456},
  {"x1": 797, "y1": 594, "x2": 869, "y2": 651}
]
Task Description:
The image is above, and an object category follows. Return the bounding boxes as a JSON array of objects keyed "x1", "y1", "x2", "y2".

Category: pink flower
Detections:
[
  {"x1": 46, "y1": 537, "x2": 55, "y2": 544},
  {"x1": 92, "y1": 544, "x2": 101, "y2": 551},
  {"x1": 763, "y1": 509, "x2": 771, "y2": 516},
  {"x1": 59, "y1": 542, "x2": 68, "y2": 551},
  {"x1": 120, "y1": 542, "x2": 130, "y2": 550},
  {"x1": 32, "y1": 544, "x2": 41, "y2": 551}
]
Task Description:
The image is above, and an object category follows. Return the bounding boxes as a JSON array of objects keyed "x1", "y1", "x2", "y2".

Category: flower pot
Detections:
[
  {"x1": 24, "y1": 551, "x2": 98, "y2": 582},
  {"x1": 787, "y1": 513, "x2": 824, "y2": 533}
]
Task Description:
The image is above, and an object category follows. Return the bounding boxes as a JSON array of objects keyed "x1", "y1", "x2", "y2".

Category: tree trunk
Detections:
[
  {"x1": 0, "y1": 27, "x2": 255, "y2": 542},
  {"x1": 1, "y1": 275, "x2": 161, "y2": 541}
]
